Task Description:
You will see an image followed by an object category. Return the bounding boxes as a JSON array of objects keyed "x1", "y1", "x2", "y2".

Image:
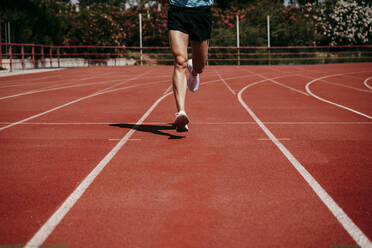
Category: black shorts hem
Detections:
[{"x1": 168, "y1": 5, "x2": 212, "y2": 42}]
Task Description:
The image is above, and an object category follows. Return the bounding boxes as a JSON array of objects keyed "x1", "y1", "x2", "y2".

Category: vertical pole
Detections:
[
  {"x1": 0, "y1": 20, "x2": 2, "y2": 68},
  {"x1": 139, "y1": 13, "x2": 143, "y2": 66},
  {"x1": 9, "y1": 44, "x2": 12, "y2": 72},
  {"x1": 41, "y1": 46, "x2": 45, "y2": 69},
  {"x1": 57, "y1": 47, "x2": 60, "y2": 68},
  {"x1": 49, "y1": 46, "x2": 53, "y2": 68},
  {"x1": 236, "y1": 15, "x2": 240, "y2": 66},
  {"x1": 267, "y1": 15, "x2": 271, "y2": 65},
  {"x1": 267, "y1": 16, "x2": 270, "y2": 48},
  {"x1": 4, "y1": 23, "x2": 7, "y2": 55},
  {"x1": 21, "y1": 45, "x2": 25, "y2": 70},
  {"x1": 32, "y1": 44, "x2": 35, "y2": 69},
  {"x1": 8, "y1": 22, "x2": 10, "y2": 43}
]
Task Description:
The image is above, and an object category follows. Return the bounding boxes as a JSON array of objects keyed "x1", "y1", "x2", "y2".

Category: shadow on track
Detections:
[{"x1": 110, "y1": 123, "x2": 185, "y2": 139}]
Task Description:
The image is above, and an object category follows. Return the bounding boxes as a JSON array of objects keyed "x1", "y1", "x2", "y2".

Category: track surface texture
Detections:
[{"x1": 0, "y1": 64, "x2": 371, "y2": 248}]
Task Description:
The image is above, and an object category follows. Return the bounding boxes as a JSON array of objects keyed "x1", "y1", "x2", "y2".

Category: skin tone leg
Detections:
[
  {"x1": 169, "y1": 30, "x2": 209, "y2": 112},
  {"x1": 190, "y1": 40, "x2": 209, "y2": 75},
  {"x1": 169, "y1": 30, "x2": 189, "y2": 112}
]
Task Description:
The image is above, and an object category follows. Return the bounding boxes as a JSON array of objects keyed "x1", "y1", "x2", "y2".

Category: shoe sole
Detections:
[{"x1": 175, "y1": 114, "x2": 189, "y2": 132}]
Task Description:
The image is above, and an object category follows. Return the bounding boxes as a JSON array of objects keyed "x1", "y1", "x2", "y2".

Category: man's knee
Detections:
[{"x1": 174, "y1": 55, "x2": 187, "y2": 69}]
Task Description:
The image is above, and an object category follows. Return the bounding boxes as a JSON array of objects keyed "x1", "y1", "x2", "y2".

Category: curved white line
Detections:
[
  {"x1": 317, "y1": 79, "x2": 372, "y2": 94},
  {"x1": 25, "y1": 90, "x2": 173, "y2": 248},
  {"x1": 23, "y1": 73, "x2": 292, "y2": 247},
  {"x1": 240, "y1": 67, "x2": 309, "y2": 96},
  {"x1": 305, "y1": 73, "x2": 372, "y2": 119},
  {"x1": 238, "y1": 83, "x2": 372, "y2": 248},
  {"x1": 363, "y1": 76, "x2": 372, "y2": 90}
]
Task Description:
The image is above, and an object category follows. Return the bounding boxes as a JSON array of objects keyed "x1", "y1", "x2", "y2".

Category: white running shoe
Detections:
[
  {"x1": 174, "y1": 110, "x2": 189, "y2": 132},
  {"x1": 187, "y1": 59, "x2": 200, "y2": 93}
]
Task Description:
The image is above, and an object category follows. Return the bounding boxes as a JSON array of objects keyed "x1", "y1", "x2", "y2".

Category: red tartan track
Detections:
[{"x1": 0, "y1": 63, "x2": 371, "y2": 248}]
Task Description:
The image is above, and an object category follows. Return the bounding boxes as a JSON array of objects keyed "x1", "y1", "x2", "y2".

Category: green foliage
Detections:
[
  {"x1": 210, "y1": 0, "x2": 319, "y2": 47},
  {"x1": 0, "y1": 0, "x2": 73, "y2": 44},
  {"x1": 1, "y1": 0, "x2": 371, "y2": 47},
  {"x1": 79, "y1": 0, "x2": 127, "y2": 8}
]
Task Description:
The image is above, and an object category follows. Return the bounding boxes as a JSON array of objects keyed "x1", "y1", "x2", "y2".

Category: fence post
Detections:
[
  {"x1": 49, "y1": 46, "x2": 53, "y2": 68},
  {"x1": 0, "y1": 41, "x2": 2, "y2": 68},
  {"x1": 267, "y1": 15, "x2": 271, "y2": 65},
  {"x1": 9, "y1": 44, "x2": 12, "y2": 72},
  {"x1": 139, "y1": 13, "x2": 143, "y2": 66},
  {"x1": 32, "y1": 44, "x2": 35, "y2": 69},
  {"x1": 41, "y1": 46, "x2": 45, "y2": 69},
  {"x1": 0, "y1": 21, "x2": 2, "y2": 68},
  {"x1": 57, "y1": 47, "x2": 60, "y2": 68},
  {"x1": 236, "y1": 15, "x2": 240, "y2": 66},
  {"x1": 21, "y1": 45, "x2": 25, "y2": 70}
]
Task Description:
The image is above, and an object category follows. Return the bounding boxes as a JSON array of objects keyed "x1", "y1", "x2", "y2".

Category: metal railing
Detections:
[{"x1": 1, "y1": 43, "x2": 371, "y2": 71}]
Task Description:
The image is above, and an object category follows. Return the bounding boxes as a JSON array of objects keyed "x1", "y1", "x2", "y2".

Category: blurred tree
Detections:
[
  {"x1": 355, "y1": 0, "x2": 372, "y2": 6},
  {"x1": 293, "y1": 0, "x2": 319, "y2": 5},
  {"x1": 215, "y1": 0, "x2": 284, "y2": 10},
  {"x1": 79, "y1": 0, "x2": 127, "y2": 8},
  {"x1": 0, "y1": 0, "x2": 72, "y2": 44}
]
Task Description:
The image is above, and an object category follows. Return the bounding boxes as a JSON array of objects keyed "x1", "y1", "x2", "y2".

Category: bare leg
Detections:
[
  {"x1": 169, "y1": 30, "x2": 189, "y2": 112},
  {"x1": 190, "y1": 40, "x2": 209, "y2": 75}
]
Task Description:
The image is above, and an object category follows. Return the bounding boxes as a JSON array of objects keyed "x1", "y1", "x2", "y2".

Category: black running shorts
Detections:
[{"x1": 168, "y1": 5, "x2": 212, "y2": 42}]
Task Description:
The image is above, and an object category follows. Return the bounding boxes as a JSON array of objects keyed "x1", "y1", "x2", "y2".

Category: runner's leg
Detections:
[
  {"x1": 190, "y1": 40, "x2": 209, "y2": 75},
  {"x1": 169, "y1": 30, "x2": 189, "y2": 112}
]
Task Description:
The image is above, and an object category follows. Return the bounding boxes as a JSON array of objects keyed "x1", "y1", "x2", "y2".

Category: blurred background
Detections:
[
  {"x1": 1, "y1": 0, "x2": 371, "y2": 47},
  {"x1": 0, "y1": 0, "x2": 371, "y2": 69}
]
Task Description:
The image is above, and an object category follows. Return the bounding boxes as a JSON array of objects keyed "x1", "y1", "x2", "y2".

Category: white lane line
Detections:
[
  {"x1": 0, "y1": 73, "x2": 170, "y2": 101},
  {"x1": 200, "y1": 73, "x2": 257, "y2": 86},
  {"x1": 163, "y1": 84, "x2": 173, "y2": 95},
  {"x1": 305, "y1": 72, "x2": 372, "y2": 119},
  {"x1": 214, "y1": 70, "x2": 236, "y2": 95},
  {"x1": 238, "y1": 84, "x2": 372, "y2": 248},
  {"x1": 1, "y1": 121, "x2": 372, "y2": 126},
  {"x1": 320, "y1": 80, "x2": 372, "y2": 93},
  {"x1": 267, "y1": 78, "x2": 309, "y2": 96},
  {"x1": 364, "y1": 77, "x2": 372, "y2": 90},
  {"x1": 0, "y1": 70, "x2": 122, "y2": 93},
  {"x1": 0, "y1": 71, "x2": 159, "y2": 132},
  {"x1": 201, "y1": 72, "x2": 300, "y2": 92},
  {"x1": 0, "y1": 70, "x2": 98, "y2": 88},
  {"x1": 297, "y1": 74, "x2": 372, "y2": 94},
  {"x1": 95, "y1": 70, "x2": 152, "y2": 94},
  {"x1": 240, "y1": 68, "x2": 309, "y2": 96},
  {"x1": 25, "y1": 91, "x2": 172, "y2": 248},
  {"x1": 0, "y1": 69, "x2": 63, "y2": 78},
  {"x1": 258, "y1": 138, "x2": 290, "y2": 141},
  {"x1": 0, "y1": 80, "x2": 109, "y2": 100}
]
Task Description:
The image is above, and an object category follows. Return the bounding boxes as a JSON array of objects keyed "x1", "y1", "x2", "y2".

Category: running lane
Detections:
[
  {"x1": 0, "y1": 66, "x2": 171, "y2": 245},
  {"x1": 238, "y1": 63, "x2": 372, "y2": 244},
  {"x1": 39, "y1": 66, "x2": 356, "y2": 247},
  {"x1": 0, "y1": 67, "x2": 154, "y2": 124}
]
